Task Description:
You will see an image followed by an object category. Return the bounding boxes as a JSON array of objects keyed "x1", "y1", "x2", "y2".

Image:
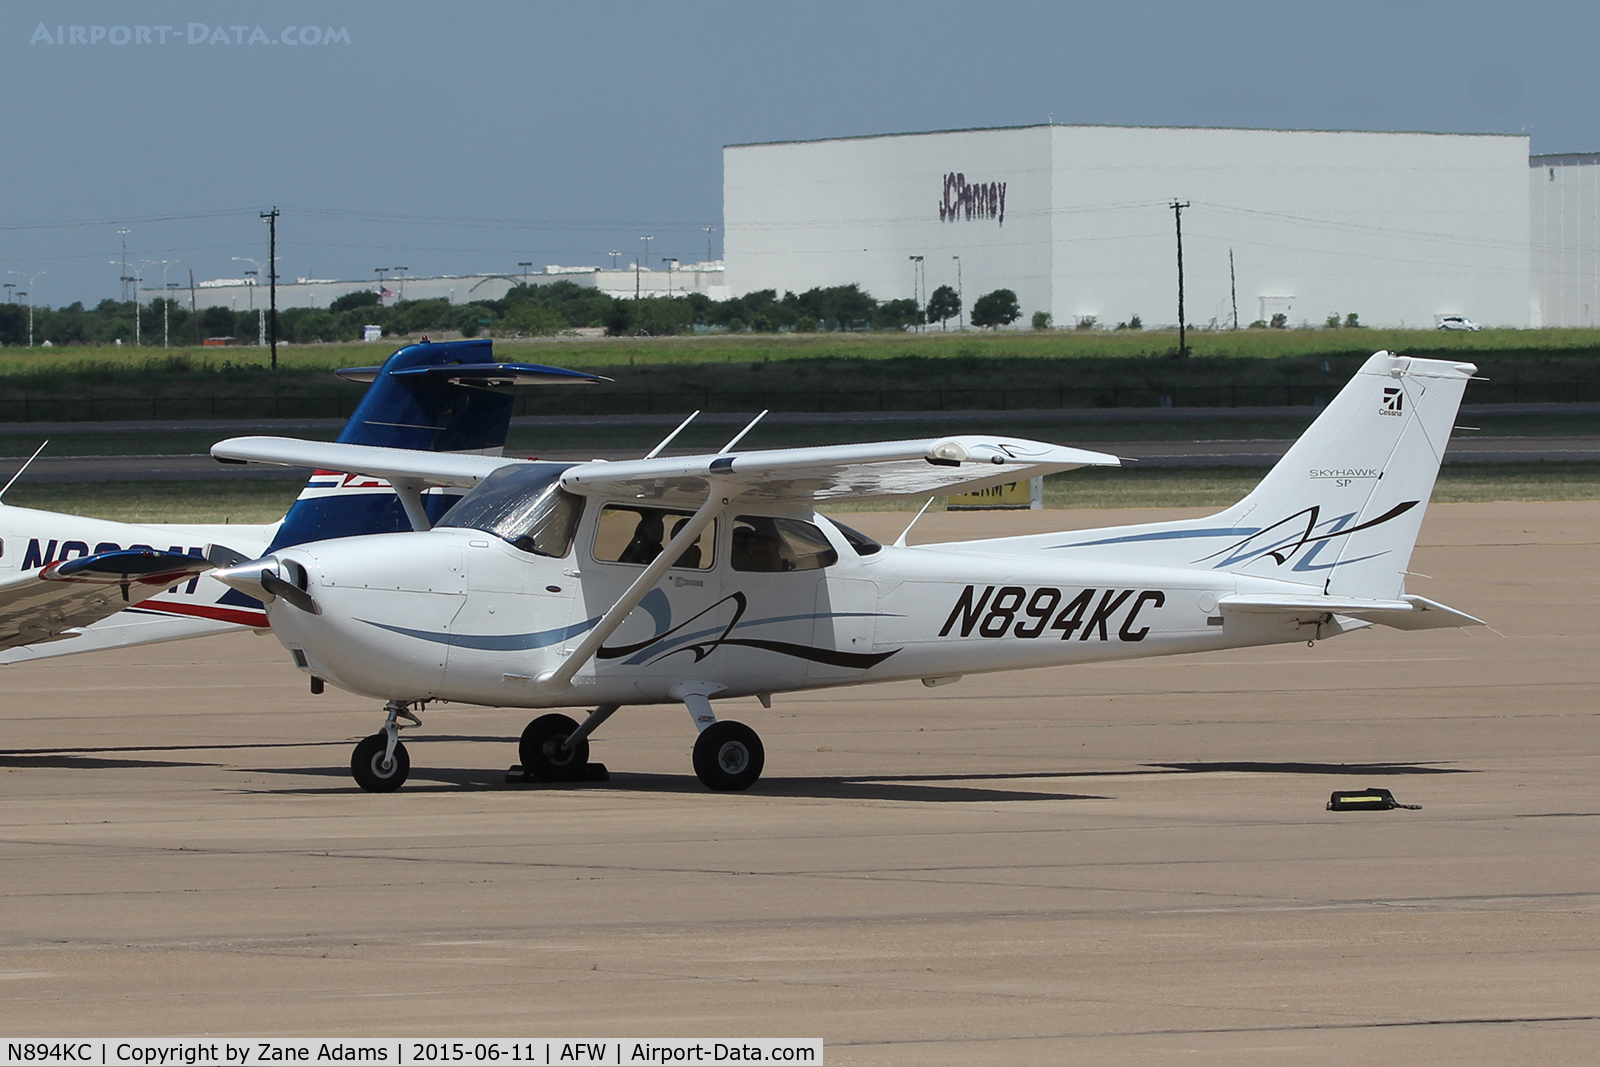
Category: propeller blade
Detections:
[{"x1": 259, "y1": 569, "x2": 319, "y2": 615}]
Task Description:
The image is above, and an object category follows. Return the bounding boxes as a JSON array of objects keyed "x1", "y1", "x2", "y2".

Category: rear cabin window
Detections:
[
  {"x1": 594, "y1": 505, "x2": 715, "y2": 570},
  {"x1": 731, "y1": 516, "x2": 838, "y2": 572}
]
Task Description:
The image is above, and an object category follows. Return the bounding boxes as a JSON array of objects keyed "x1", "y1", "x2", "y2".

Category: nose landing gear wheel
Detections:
[
  {"x1": 520, "y1": 713, "x2": 590, "y2": 781},
  {"x1": 692, "y1": 720, "x2": 764, "y2": 791},
  {"x1": 351, "y1": 733, "x2": 409, "y2": 792}
]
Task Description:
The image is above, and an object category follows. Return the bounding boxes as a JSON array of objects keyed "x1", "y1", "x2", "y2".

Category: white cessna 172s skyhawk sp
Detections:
[{"x1": 210, "y1": 350, "x2": 1484, "y2": 792}]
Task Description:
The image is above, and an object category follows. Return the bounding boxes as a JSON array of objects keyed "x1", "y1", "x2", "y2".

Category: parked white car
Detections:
[{"x1": 1437, "y1": 315, "x2": 1481, "y2": 331}]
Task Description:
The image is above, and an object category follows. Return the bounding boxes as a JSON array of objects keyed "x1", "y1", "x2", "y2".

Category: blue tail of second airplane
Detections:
[{"x1": 267, "y1": 339, "x2": 603, "y2": 551}]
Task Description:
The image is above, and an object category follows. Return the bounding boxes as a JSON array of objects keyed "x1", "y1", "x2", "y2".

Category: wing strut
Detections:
[{"x1": 537, "y1": 481, "x2": 732, "y2": 694}]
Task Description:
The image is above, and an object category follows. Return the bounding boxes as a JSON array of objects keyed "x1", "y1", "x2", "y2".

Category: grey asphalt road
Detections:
[{"x1": 0, "y1": 503, "x2": 1596, "y2": 1063}]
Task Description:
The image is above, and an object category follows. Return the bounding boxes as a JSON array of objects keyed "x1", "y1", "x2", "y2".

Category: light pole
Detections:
[
  {"x1": 143, "y1": 260, "x2": 179, "y2": 348},
  {"x1": 165, "y1": 282, "x2": 182, "y2": 348},
  {"x1": 703, "y1": 225, "x2": 716, "y2": 264},
  {"x1": 117, "y1": 227, "x2": 131, "y2": 302},
  {"x1": 110, "y1": 260, "x2": 145, "y2": 344},
  {"x1": 662, "y1": 258, "x2": 675, "y2": 296},
  {"x1": 3, "y1": 283, "x2": 13, "y2": 303},
  {"x1": 951, "y1": 255, "x2": 963, "y2": 329},
  {"x1": 517, "y1": 262, "x2": 532, "y2": 288},
  {"x1": 8, "y1": 270, "x2": 46, "y2": 347},
  {"x1": 908, "y1": 256, "x2": 924, "y2": 331},
  {"x1": 234, "y1": 257, "x2": 269, "y2": 347},
  {"x1": 637, "y1": 235, "x2": 652, "y2": 308},
  {"x1": 375, "y1": 267, "x2": 389, "y2": 299},
  {"x1": 609, "y1": 250, "x2": 620, "y2": 270},
  {"x1": 392, "y1": 266, "x2": 408, "y2": 301}
]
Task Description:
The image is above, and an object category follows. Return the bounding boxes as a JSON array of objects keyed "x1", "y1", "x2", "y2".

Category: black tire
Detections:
[
  {"x1": 520, "y1": 713, "x2": 589, "y2": 781},
  {"x1": 351, "y1": 733, "x2": 409, "y2": 792},
  {"x1": 692, "y1": 720, "x2": 765, "y2": 792}
]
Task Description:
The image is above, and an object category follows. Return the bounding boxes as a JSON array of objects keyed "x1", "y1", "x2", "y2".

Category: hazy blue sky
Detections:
[{"x1": 2, "y1": 1, "x2": 1594, "y2": 306}]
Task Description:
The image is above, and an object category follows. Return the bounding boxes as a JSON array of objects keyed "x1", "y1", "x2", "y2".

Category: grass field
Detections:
[
  {"x1": 5, "y1": 326, "x2": 1600, "y2": 375},
  {"x1": 2, "y1": 335, "x2": 1599, "y2": 422},
  {"x1": 6, "y1": 463, "x2": 1595, "y2": 524}
]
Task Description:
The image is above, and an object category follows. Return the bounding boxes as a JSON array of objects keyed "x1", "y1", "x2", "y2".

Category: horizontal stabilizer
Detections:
[
  {"x1": 336, "y1": 362, "x2": 610, "y2": 387},
  {"x1": 1218, "y1": 592, "x2": 1483, "y2": 630}
]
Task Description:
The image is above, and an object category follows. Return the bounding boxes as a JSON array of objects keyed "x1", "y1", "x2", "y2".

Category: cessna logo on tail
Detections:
[{"x1": 1381, "y1": 386, "x2": 1404, "y2": 415}]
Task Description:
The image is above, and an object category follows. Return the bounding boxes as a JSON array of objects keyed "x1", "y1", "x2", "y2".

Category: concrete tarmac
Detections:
[{"x1": 1, "y1": 503, "x2": 1597, "y2": 1064}]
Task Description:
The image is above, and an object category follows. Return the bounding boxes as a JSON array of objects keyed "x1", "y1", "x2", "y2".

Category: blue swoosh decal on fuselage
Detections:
[{"x1": 360, "y1": 616, "x2": 599, "y2": 650}]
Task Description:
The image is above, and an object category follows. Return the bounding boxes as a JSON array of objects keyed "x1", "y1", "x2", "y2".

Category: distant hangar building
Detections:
[{"x1": 724, "y1": 124, "x2": 1535, "y2": 329}]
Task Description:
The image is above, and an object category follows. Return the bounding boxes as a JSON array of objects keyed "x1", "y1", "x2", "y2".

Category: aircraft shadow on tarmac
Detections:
[{"x1": 244, "y1": 764, "x2": 1108, "y2": 802}]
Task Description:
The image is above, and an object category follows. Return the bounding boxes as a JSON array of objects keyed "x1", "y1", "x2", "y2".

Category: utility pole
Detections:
[
  {"x1": 703, "y1": 225, "x2": 716, "y2": 264},
  {"x1": 1170, "y1": 200, "x2": 1191, "y2": 358},
  {"x1": 189, "y1": 269, "x2": 200, "y2": 347},
  {"x1": 1229, "y1": 248, "x2": 1238, "y2": 331},
  {"x1": 261, "y1": 207, "x2": 279, "y2": 370}
]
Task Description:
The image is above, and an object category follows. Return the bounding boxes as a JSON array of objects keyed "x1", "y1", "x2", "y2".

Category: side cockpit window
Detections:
[
  {"x1": 594, "y1": 505, "x2": 715, "y2": 570},
  {"x1": 731, "y1": 516, "x2": 838, "y2": 572}
]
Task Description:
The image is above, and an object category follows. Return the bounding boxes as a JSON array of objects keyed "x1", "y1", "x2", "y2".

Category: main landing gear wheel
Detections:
[
  {"x1": 693, "y1": 720, "x2": 765, "y2": 792},
  {"x1": 351, "y1": 733, "x2": 409, "y2": 792},
  {"x1": 520, "y1": 713, "x2": 590, "y2": 781}
]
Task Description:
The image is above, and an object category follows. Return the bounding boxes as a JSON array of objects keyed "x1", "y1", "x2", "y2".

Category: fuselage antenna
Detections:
[
  {"x1": 719, "y1": 409, "x2": 769, "y2": 453},
  {"x1": 0, "y1": 439, "x2": 48, "y2": 501},
  {"x1": 894, "y1": 496, "x2": 938, "y2": 548},
  {"x1": 644, "y1": 410, "x2": 700, "y2": 459}
]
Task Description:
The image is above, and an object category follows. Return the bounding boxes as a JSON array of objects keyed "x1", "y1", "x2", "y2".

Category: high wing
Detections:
[
  {"x1": 211, "y1": 434, "x2": 1120, "y2": 505},
  {"x1": 212, "y1": 437, "x2": 515, "y2": 487},
  {"x1": 0, "y1": 549, "x2": 212, "y2": 652}
]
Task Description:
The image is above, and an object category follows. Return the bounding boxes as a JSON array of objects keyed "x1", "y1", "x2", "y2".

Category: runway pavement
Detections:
[{"x1": 0, "y1": 502, "x2": 1596, "y2": 1064}]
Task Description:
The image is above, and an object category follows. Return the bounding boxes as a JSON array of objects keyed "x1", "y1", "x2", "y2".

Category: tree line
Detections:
[{"x1": 0, "y1": 281, "x2": 1025, "y2": 347}]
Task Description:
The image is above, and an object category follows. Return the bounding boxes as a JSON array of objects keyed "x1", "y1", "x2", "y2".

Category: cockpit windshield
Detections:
[{"x1": 436, "y1": 462, "x2": 584, "y2": 557}]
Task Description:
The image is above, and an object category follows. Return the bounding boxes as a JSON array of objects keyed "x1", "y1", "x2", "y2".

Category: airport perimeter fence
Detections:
[{"x1": 0, "y1": 379, "x2": 1595, "y2": 422}]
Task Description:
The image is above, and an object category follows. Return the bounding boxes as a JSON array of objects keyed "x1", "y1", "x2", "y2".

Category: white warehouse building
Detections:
[{"x1": 724, "y1": 124, "x2": 1533, "y2": 329}]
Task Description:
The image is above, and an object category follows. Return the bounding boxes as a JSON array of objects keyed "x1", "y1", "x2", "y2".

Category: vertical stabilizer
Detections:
[
  {"x1": 1204, "y1": 351, "x2": 1475, "y2": 596},
  {"x1": 269, "y1": 340, "x2": 601, "y2": 550}
]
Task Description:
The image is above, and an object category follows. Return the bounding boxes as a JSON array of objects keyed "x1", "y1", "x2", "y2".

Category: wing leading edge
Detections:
[{"x1": 211, "y1": 434, "x2": 1120, "y2": 506}]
